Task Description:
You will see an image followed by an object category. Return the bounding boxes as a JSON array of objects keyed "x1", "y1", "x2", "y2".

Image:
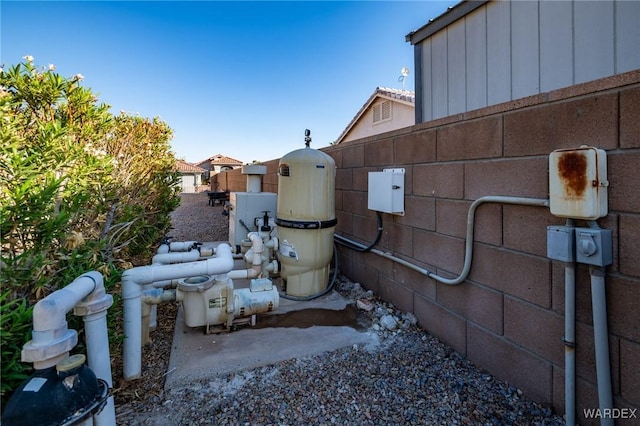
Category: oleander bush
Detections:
[{"x1": 0, "y1": 57, "x2": 180, "y2": 405}]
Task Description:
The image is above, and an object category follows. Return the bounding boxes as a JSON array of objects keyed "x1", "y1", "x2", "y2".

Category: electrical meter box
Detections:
[
  {"x1": 549, "y1": 146, "x2": 608, "y2": 220},
  {"x1": 368, "y1": 168, "x2": 405, "y2": 215},
  {"x1": 229, "y1": 192, "x2": 277, "y2": 247}
]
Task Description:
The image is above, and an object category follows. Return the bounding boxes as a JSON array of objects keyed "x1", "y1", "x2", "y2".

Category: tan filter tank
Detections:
[{"x1": 276, "y1": 145, "x2": 336, "y2": 297}]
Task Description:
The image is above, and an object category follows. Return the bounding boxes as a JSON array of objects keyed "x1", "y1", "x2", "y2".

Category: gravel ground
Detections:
[{"x1": 115, "y1": 192, "x2": 564, "y2": 425}]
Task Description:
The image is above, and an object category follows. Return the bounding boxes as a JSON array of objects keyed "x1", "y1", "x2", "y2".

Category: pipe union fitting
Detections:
[
  {"x1": 22, "y1": 329, "x2": 77, "y2": 363},
  {"x1": 74, "y1": 293, "x2": 114, "y2": 316}
]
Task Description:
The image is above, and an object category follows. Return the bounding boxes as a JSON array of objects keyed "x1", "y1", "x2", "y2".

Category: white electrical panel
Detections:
[
  {"x1": 229, "y1": 192, "x2": 277, "y2": 247},
  {"x1": 549, "y1": 146, "x2": 608, "y2": 220},
  {"x1": 368, "y1": 168, "x2": 405, "y2": 215}
]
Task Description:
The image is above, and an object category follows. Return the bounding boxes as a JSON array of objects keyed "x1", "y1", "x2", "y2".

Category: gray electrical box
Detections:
[
  {"x1": 368, "y1": 168, "x2": 405, "y2": 215},
  {"x1": 547, "y1": 226, "x2": 575, "y2": 262},
  {"x1": 575, "y1": 228, "x2": 612, "y2": 266}
]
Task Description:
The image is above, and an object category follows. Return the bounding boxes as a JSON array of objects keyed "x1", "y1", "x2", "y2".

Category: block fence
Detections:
[{"x1": 212, "y1": 70, "x2": 640, "y2": 423}]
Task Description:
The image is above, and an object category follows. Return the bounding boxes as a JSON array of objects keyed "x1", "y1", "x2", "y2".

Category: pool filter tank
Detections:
[
  {"x1": 276, "y1": 130, "x2": 336, "y2": 297},
  {"x1": 1, "y1": 354, "x2": 109, "y2": 425}
]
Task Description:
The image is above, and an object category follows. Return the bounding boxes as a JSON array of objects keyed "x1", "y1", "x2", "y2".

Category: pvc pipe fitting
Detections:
[
  {"x1": 122, "y1": 243, "x2": 234, "y2": 380},
  {"x1": 152, "y1": 249, "x2": 201, "y2": 265}
]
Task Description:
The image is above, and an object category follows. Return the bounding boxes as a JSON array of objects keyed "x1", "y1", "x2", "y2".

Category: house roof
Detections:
[
  {"x1": 335, "y1": 87, "x2": 415, "y2": 145},
  {"x1": 176, "y1": 160, "x2": 206, "y2": 174},
  {"x1": 197, "y1": 154, "x2": 243, "y2": 166}
]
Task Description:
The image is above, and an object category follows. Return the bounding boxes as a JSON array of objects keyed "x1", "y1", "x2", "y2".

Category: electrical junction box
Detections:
[
  {"x1": 549, "y1": 146, "x2": 608, "y2": 220},
  {"x1": 575, "y1": 228, "x2": 612, "y2": 267},
  {"x1": 547, "y1": 226, "x2": 575, "y2": 262},
  {"x1": 368, "y1": 168, "x2": 405, "y2": 215},
  {"x1": 229, "y1": 192, "x2": 277, "y2": 247}
]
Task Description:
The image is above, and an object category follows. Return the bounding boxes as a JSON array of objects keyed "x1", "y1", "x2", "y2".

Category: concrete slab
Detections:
[{"x1": 163, "y1": 243, "x2": 379, "y2": 390}]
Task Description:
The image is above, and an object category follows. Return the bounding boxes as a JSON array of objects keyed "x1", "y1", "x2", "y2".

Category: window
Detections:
[{"x1": 372, "y1": 100, "x2": 392, "y2": 123}]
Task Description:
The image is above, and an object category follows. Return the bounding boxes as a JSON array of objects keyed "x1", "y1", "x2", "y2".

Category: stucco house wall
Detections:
[
  {"x1": 343, "y1": 100, "x2": 415, "y2": 143},
  {"x1": 176, "y1": 160, "x2": 206, "y2": 193},
  {"x1": 336, "y1": 87, "x2": 415, "y2": 145}
]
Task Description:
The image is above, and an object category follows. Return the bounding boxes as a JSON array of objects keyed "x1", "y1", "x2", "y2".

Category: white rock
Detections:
[
  {"x1": 356, "y1": 299, "x2": 374, "y2": 311},
  {"x1": 402, "y1": 312, "x2": 418, "y2": 326},
  {"x1": 380, "y1": 314, "x2": 398, "y2": 330}
]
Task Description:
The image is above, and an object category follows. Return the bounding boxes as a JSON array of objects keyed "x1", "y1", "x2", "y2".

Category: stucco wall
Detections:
[
  {"x1": 342, "y1": 100, "x2": 415, "y2": 144},
  {"x1": 213, "y1": 71, "x2": 640, "y2": 422}
]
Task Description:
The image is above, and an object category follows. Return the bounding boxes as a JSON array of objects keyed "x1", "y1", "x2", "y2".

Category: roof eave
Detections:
[
  {"x1": 335, "y1": 91, "x2": 415, "y2": 145},
  {"x1": 406, "y1": 0, "x2": 488, "y2": 45}
]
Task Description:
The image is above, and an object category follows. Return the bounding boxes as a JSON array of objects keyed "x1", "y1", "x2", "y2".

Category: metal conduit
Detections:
[{"x1": 336, "y1": 195, "x2": 550, "y2": 285}]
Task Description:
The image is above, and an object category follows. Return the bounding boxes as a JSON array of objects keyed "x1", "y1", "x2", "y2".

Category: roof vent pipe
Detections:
[{"x1": 242, "y1": 164, "x2": 267, "y2": 193}]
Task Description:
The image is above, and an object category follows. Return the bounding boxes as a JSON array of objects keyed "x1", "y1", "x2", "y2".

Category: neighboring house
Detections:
[
  {"x1": 175, "y1": 160, "x2": 206, "y2": 193},
  {"x1": 196, "y1": 154, "x2": 243, "y2": 181},
  {"x1": 406, "y1": 0, "x2": 640, "y2": 123},
  {"x1": 334, "y1": 87, "x2": 415, "y2": 145}
]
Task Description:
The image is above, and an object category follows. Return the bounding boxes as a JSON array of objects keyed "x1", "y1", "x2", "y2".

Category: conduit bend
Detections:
[
  {"x1": 337, "y1": 196, "x2": 550, "y2": 286},
  {"x1": 122, "y1": 243, "x2": 234, "y2": 380}
]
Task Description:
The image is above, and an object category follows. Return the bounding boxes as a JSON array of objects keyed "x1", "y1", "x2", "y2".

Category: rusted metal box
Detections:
[{"x1": 549, "y1": 146, "x2": 608, "y2": 220}]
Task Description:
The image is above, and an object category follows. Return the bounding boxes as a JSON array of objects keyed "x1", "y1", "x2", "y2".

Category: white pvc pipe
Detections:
[
  {"x1": 142, "y1": 288, "x2": 177, "y2": 305},
  {"x1": 247, "y1": 175, "x2": 261, "y2": 192},
  {"x1": 564, "y1": 262, "x2": 576, "y2": 426},
  {"x1": 228, "y1": 232, "x2": 264, "y2": 279},
  {"x1": 228, "y1": 266, "x2": 260, "y2": 280},
  {"x1": 74, "y1": 272, "x2": 116, "y2": 426},
  {"x1": 149, "y1": 247, "x2": 206, "y2": 329},
  {"x1": 337, "y1": 196, "x2": 550, "y2": 286},
  {"x1": 25, "y1": 272, "x2": 99, "y2": 369},
  {"x1": 31, "y1": 274, "x2": 96, "y2": 338},
  {"x1": 169, "y1": 241, "x2": 197, "y2": 251},
  {"x1": 152, "y1": 249, "x2": 201, "y2": 265},
  {"x1": 22, "y1": 272, "x2": 116, "y2": 425},
  {"x1": 122, "y1": 243, "x2": 234, "y2": 380},
  {"x1": 152, "y1": 279, "x2": 179, "y2": 289},
  {"x1": 141, "y1": 289, "x2": 177, "y2": 345},
  {"x1": 590, "y1": 266, "x2": 614, "y2": 426}
]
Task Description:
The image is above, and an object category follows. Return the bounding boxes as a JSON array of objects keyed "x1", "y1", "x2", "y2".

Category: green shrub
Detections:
[{"x1": 0, "y1": 57, "x2": 180, "y2": 405}]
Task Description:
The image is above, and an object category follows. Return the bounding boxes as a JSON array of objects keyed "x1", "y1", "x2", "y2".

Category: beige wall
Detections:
[
  {"x1": 342, "y1": 100, "x2": 414, "y2": 144},
  {"x1": 213, "y1": 71, "x2": 640, "y2": 423}
]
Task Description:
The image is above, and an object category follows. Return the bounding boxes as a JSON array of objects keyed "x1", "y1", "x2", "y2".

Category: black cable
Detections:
[
  {"x1": 334, "y1": 211, "x2": 383, "y2": 252},
  {"x1": 280, "y1": 244, "x2": 339, "y2": 301}
]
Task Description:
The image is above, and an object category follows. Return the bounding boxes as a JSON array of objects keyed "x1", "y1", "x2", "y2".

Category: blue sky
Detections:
[{"x1": 1, "y1": 1, "x2": 457, "y2": 164}]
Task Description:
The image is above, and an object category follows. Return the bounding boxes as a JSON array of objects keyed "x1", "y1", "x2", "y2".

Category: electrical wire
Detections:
[
  {"x1": 279, "y1": 244, "x2": 339, "y2": 301},
  {"x1": 334, "y1": 211, "x2": 383, "y2": 252}
]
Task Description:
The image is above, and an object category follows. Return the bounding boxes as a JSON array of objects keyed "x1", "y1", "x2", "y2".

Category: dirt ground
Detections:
[{"x1": 112, "y1": 192, "x2": 228, "y2": 421}]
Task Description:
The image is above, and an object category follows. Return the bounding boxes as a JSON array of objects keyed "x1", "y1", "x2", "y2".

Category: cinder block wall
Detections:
[
  {"x1": 214, "y1": 71, "x2": 640, "y2": 422},
  {"x1": 211, "y1": 161, "x2": 280, "y2": 193}
]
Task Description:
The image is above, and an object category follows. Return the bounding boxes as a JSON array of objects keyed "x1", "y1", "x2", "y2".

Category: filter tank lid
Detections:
[
  {"x1": 279, "y1": 145, "x2": 335, "y2": 166},
  {"x1": 56, "y1": 354, "x2": 86, "y2": 372},
  {"x1": 177, "y1": 275, "x2": 215, "y2": 292}
]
